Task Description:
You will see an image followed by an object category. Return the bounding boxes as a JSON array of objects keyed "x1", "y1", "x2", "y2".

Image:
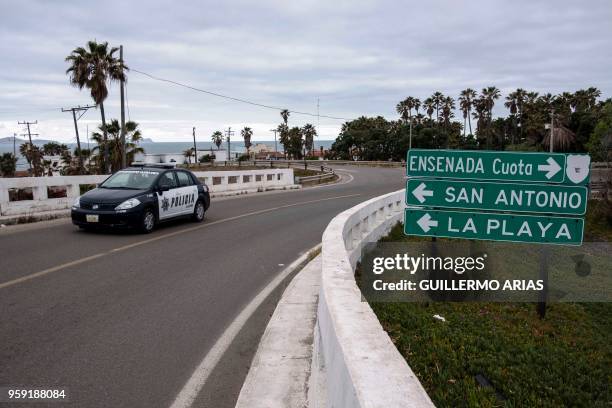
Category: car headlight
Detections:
[
  {"x1": 72, "y1": 196, "x2": 81, "y2": 208},
  {"x1": 115, "y1": 198, "x2": 141, "y2": 210},
  {"x1": 202, "y1": 184, "x2": 209, "y2": 193}
]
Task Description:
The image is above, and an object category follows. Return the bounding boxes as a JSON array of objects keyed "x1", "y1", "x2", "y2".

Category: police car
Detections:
[{"x1": 71, "y1": 164, "x2": 210, "y2": 233}]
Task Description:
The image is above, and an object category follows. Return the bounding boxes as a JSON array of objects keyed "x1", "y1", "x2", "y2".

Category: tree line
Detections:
[
  {"x1": 0, "y1": 120, "x2": 145, "y2": 177},
  {"x1": 199, "y1": 111, "x2": 318, "y2": 162},
  {"x1": 329, "y1": 87, "x2": 611, "y2": 162}
]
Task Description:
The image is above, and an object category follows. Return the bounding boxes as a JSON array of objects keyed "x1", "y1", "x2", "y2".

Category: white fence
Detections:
[
  {"x1": 316, "y1": 189, "x2": 434, "y2": 407},
  {"x1": 0, "y1": 168, "x2": 295, "y2": 217}
]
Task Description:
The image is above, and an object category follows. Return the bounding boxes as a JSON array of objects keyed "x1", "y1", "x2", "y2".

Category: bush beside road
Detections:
[{"x1": 359, "y1": 201, "x2": 612, "y2": 407}]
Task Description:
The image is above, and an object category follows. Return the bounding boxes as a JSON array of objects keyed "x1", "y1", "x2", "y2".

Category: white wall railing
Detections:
[
  {"x1": 316, "y1": 189, "x2": 434, "y2": 408},
  {"x1": 0, "y1": 168, "x2": 295, "y2": 217}
]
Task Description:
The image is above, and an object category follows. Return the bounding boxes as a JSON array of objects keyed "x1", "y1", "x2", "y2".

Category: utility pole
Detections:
[
  {"x1": 270, "y1": 128, "x2": 278, "y2": 157},
  {"x1": 61, "y1": 105, "x2": 95, "y2": 172},
  {"x1": 18, "y1": 120, "x2": 37, "y2": 145},
  {"x1": 225, "y1": 127, "x2": 234, "y2": 162},
  {"x1": 409, "y1": 116, "x2": 413, "y2": 150},
  {"x1": 192, "y1": 127, "x2": 198, "y2": 165},
  {"x1": 18, "y1": 121, "x2": 38, "y2": 172},
  {"x1": 120, "y1": 45, "x2": 127, "y2": 169},
  {"x1": 317, "y1": 97, "x2": 320, "y2": 136},
  {"x1": 13, "y1": 133, "x2": 17, "y2": 156}
]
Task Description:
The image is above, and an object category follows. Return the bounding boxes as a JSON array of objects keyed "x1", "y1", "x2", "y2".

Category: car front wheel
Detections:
[
  {"x1": 141, "y1": 208, "x2": 156, "y2": 233},
  {"x1": 193, "y1": 200, "x2": 205, "y2": 222}
]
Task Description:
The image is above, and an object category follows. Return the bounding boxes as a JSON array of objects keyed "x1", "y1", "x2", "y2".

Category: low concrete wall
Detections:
[
  {"x1": 0, "y1": 168, "x2": 295, "y2": 217},
  {"x1": 192, "y1": 168, "x2": 294, "y2": 194},
  {"x1": 316, "y1": 189, "x2": 434, "y2": 407}
]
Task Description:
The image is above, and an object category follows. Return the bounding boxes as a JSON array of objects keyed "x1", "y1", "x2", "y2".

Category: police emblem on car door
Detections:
[
  {"x1": 157, "y1": 172, "x2": 179, "y2": 220},
  {"x1": 174, "y1": 171, "x2": 198, "y2": 215}
]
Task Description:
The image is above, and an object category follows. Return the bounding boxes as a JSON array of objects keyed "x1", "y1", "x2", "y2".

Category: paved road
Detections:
[{"x1": 0, "y1": 165, "x2": 404, "y2": 408}]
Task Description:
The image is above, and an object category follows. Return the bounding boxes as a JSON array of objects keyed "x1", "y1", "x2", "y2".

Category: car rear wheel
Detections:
[
  {"x1": 193, "y1": 200, "x2": 205, "y2": 222},
  {"x1": 141, "y1": 209, "x2": 156, "y2": 233}
]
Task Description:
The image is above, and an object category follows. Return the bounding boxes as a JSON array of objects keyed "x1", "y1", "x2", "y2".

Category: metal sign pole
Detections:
[{"x1": 537, "y1": 245, "x2": 550, "y2": 319}]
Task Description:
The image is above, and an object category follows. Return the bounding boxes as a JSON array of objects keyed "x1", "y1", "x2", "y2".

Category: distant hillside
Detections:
[
  {"x1": 0, "y1": 136, "x2": 156, "y2": 144},
  {"x1": 0, "y1": 136, "x2": 60, "y2": 144}
]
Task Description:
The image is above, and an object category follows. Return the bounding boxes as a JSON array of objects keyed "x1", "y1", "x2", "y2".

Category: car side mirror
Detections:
[{"x1": 158, "y1": 185, "x2": 170, "y2": 194}]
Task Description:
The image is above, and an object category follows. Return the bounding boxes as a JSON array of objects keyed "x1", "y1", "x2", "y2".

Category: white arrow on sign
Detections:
[
  {"x1": 417, "y1": 213, "x2": 438, "y2": 232},
  {"x1": 412, "y1": 182, "x2": 434, "y2": 204},
  {"x1": 537, "y1": 157, "x2": 561, "y2": 179}
]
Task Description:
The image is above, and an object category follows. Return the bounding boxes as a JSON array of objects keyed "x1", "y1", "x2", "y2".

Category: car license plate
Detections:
[{"x1": 86, "y1": 214, "x2": 99, "y2": 223}]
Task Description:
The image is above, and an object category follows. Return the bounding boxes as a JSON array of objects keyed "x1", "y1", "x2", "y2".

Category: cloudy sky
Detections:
[{"x1": 1, "y1": 0, "x2": 611, "y2": 143}]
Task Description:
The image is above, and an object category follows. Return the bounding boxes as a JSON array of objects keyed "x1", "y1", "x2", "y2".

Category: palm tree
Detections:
[
  {"x1": 0, "y1": 153, "x2": 17, "y2": 177},
  {"x1": 395, "y1": 100, "x2": 409, "y2": 123},
  {"x1": 432, "y1": 92, "x2": 444, "y2": 123},
  {"x1": 183, "y1": 148, "x2": 194, "y2": 164},
  {"x1": 42, "y1": 142, "x2": 68, "y2": 156},
  {"x1": 414, "y1": 98, "x2": 421, "y2": 117},
  {"x1": 211, "y1": 131, "x2": 223, "y2": 150},
  {"x1": 585, "y1": 87, "x2": 601, "y2": 109},
  {"x1": 241, "y1": 127, "x2": 253, "y2": 156},
  {"x1": 302, "y1": 123, "x2": 317, "y2": 155},
  {"x1": 459, "y1": 88, "x2": 476, "y2": 136},
  {"x1": 505, "y1": 91, "x2": 519, "y2": 144},
  {"x1": 472, "y1": 96, "x2": 487, "y2": 144},
  {"x1": 65, "y1": 40, "x2": 127, "y2": 173},
  {"x1": 423, "y1": 98, "x2": 435, "y2": 122},
  {"x1": 511, "y1": 88, "x2": 527, "y2": 141},
  {"x1": 482, "y1": 86, "x2": 500, "y2": 121},
  {"x1": 481, "y1": 87, "x2": 501, "y2": 148},
  {"x1": 441, "y1": 96, "x2": 455, "y2": 128},
  {"x1": 90, "y1": 119, "x2": 144, "y2": 172},
  {"x1": 280, "y1": 109, "x2": 290, "y2": 125},
  {"x1": 19, "y1": 142, "x2": 43, "y2": 176},
  {"x1": 277, "y1": 123, "x2": 289, "y2": 158}
]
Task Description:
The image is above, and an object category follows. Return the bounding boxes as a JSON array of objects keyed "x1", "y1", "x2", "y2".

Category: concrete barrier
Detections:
[
  {"x1": 316, "y1": 189, "x2": 434, "y2": 408},
  {"x1": 0, "y1": 168, "x2": 295, "y2": 217}
]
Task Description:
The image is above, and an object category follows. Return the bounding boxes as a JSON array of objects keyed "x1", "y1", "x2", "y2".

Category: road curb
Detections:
[
  {"x1": 0, "y1": 209, "x2": 71, "y2": 226},
  {"x1": 235, "y1": 253, "x2": 322, "y2": 408}
]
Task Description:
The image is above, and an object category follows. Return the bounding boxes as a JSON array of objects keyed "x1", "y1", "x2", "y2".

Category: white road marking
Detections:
[
  {"x1": 168, "y1": 244, "x2": 321, "y2": 408},
  {"x1": 0, "y1": 194, "x2": 359, "y2": 290},
  {"x1": 303, "y1": 170, "x2": 354, "y2": 190}
]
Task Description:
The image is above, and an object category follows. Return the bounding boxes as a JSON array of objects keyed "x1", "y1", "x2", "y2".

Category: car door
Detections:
[
  {"x1": 156, "y1": 171, "x2": 180, "y2": 220},
  {"x1": 174, "y1": 170, "x2": 199, "y2": 216}
]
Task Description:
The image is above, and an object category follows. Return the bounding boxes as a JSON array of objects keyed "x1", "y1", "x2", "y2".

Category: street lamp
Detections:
[{"x1": 270, "y1": 128, "x2": 278, "y2": 158}]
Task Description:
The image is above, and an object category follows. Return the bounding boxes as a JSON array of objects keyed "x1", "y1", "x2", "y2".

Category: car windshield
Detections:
[{"x1": 100, "y1": 170, "x2": 159, "y2": 189}]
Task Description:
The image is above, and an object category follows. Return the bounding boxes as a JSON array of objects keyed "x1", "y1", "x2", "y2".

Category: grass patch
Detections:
[
  {"x1": 361, "y1": 200, "x2": 612, "y2": 407},
  {"x1": 370, "y1": 301, "x2": 610, "y2": 407},
  {"x1": 293, "y1": 168, "x2": 322, "y2": 177}
]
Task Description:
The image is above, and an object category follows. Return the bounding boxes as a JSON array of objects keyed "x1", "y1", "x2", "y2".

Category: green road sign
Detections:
[
  {"x1": 406, "y1": 149, "x2": 591, "y2": 185},
  {"x1": 404, "y1": 208, "x2": 584, "y2": 245},
  {"x1": 406, "y1": 179, "x2": 588, "y2": 215}
]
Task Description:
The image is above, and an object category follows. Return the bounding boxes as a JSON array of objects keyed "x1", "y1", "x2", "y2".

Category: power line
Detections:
[{"x1": 131, "y1": 68, "x2": 354, "y2": 121}]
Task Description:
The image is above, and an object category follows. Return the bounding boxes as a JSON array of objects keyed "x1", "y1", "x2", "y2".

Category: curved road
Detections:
[{"x1": 0, "y1": 165, "x2": 404, "y2": 408}]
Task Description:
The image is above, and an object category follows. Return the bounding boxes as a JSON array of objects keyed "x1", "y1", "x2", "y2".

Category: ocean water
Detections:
[{"x1": 0, "y1": 140, "x2": 335, "y2": 170}]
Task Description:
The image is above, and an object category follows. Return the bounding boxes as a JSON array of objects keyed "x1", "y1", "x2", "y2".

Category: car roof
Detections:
[{"x1": 122, "y1": 166, "x2": 167, "y2": 173}]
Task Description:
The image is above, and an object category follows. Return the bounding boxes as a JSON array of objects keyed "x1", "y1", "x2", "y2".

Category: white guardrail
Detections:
[
  {"x1": 316, "y1": 189, "x2": 434, "y2": 408},
  {"x1": 0, "y1": 168, "x2": 295, "y2": 217}
]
